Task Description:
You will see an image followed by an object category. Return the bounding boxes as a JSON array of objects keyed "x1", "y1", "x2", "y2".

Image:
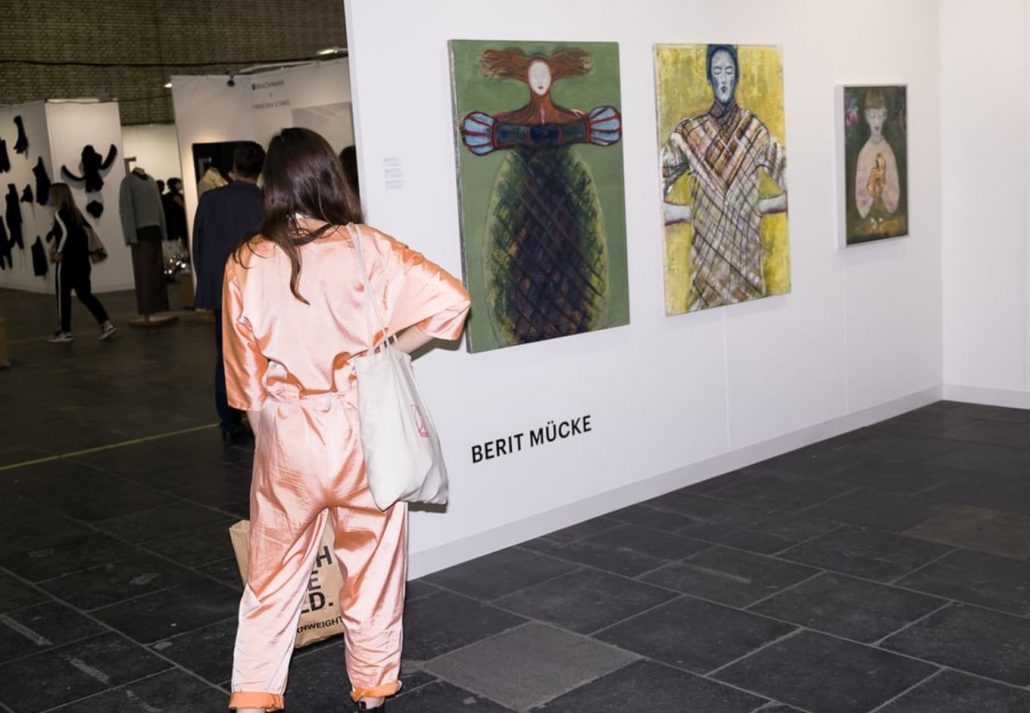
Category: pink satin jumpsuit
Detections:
[{"x1": 221, "y1": 224, "x2": 470, "y2": 711}]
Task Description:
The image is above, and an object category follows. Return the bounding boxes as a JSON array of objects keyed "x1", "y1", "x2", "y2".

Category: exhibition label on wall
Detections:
[{"x1": 247, "y1": 60, "x2": 354, "y2": 151}]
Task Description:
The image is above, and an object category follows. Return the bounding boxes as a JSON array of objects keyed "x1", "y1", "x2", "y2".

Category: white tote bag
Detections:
[{"x1": 349, "y1": 225, "x2": 449, "y2": 510}]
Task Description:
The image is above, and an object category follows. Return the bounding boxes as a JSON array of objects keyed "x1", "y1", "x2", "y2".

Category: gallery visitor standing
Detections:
[
  {"x1": 163, "y1": 177, "x2": 189, "y2": 255},
  {"x1": 192, "y1": 142, "x2": 265, "y2": 445},
  {"x1": 223, "y1": 128, "x2": 469, "y2": 712},
  {"x1": 45, "y1": 183, "x2": 117, "y2": 343}
]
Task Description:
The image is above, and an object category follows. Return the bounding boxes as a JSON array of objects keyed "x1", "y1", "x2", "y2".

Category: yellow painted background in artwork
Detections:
[{"x1": 655, "y1": 44, "x2": 791, "y2": 315}]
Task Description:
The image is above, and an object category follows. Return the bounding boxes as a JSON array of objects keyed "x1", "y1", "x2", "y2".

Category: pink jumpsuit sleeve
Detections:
[
  {"x1": 222, "y1": 259, "x2": 269, "y2": 410},
  {"x1": 373, "y1": 230, "x2": 471, "y2": 341}
]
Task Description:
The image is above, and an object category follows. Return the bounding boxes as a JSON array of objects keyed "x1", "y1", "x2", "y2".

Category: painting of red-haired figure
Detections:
[{"x1": 449, "y1": 40, "x2": 629, "y2": 353}]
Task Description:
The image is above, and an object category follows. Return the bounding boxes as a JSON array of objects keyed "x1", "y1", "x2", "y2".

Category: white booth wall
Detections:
[
  {"x1": 0, "y1": 100, "x2": 133, "y2": 294},
  {"x1": 940, "y1": 0, "x2": 1030, "y2": 408},
  {"x1": 346, "y1": 0, "x2": 944, "y2": 577},
  {"x1": 121, "y1": 124, "x2": 182, "y2": 187},
  {"x1": 0, "y1": 101, "x2": 54, "y2": 293},
  {"x1": 170, "y1": 58, "x2": 352, "y2": 250}
]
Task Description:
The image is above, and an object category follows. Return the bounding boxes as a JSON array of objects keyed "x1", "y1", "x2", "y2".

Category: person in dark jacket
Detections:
[
  {"x1": 46, "y1": 183, "x2": 116, "y2": 343},
  {"x1": 192, "y1": 142, "x2": 264, "y2": 443},
  {"x1": 163, "y1": 177, "x2": 189, "y2": 254}
]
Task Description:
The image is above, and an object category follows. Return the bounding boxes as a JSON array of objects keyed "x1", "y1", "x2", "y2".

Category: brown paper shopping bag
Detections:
[{"x1": 229, "y1": 519, "x2": 345, "y2": 648}]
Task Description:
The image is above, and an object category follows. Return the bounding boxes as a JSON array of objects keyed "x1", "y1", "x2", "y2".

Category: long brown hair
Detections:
[
  {"x1": 479, "y1": 48, "x2": 591, "y2": 83},
  {"x1": 49, "y1": 183, "x2": 85, "y2": 226},
  {"x1": 238, "y1": 127, "x2": 361, "y2": 303}
]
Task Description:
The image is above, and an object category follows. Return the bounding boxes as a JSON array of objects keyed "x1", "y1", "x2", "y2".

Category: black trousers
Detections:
[
  {"x1": 213, "y1": 310, "x2": 243, "y2": 434},
  {"x1": 56, "y1": 260, "x2": 109, "y2": 333}
]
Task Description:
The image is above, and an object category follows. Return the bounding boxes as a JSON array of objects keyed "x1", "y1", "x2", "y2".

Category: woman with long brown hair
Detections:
[
  {"x1": 223, "y1": 128, "x2": 469, "y2": 712},
  {"x1": 46, "y1": 183, "x2": 116, "y2": 343}
]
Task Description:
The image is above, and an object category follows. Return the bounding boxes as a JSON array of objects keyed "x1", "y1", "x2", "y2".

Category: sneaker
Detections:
[
  {"x1": 98, "y1": 324, "x2": 118, "y2": 340},
  {"x1": 47, "y1": 331, "x2": 74, "y2": 343}
]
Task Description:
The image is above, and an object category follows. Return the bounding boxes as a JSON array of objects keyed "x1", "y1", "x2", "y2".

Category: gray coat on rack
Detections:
[{"x1": 119, "y1": 168, "x2": 167, "y2": 245}]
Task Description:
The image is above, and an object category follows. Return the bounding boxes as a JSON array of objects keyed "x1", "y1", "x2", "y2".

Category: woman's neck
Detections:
[{"x1": 294, "y1": 215, "x2": 330, "y2": 232}]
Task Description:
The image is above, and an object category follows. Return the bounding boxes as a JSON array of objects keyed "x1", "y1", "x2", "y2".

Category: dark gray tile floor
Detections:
[{"x1": 3, "y1": 288, "x2": 1030, "y2": 712}]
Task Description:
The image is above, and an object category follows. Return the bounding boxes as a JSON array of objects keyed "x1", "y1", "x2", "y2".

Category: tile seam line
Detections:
[
  {"x1": 576, "y1": 585, "x2": 1023, "y2": 691},
  {"x1": 0, "y1": 569, "x2": 231, "y2": 709},
  {"x1": 870, "y1": 600, "x2": 955, "y2": 648},
  {"x1": 1, "y1": 501, "x2": 245, "y2": 602},
  {"x1": 0, "y1": 423, "x2": 220, "y2": 472},
  {"x1": 420, "y1": 578, "x2": 687, "y2": 649},
  {"x1": 36, "y1": 666, "x2": 228, "y2": 713},
  {"x1": 865, "y1": 667, "x2": 947, "y2": 713},
  {"x1": 509, "y1": 545, "x2": 700, "y2": 598},
  {"x1": 519, "y1": 522, "x2": 1030, "y2": 624},
  {"x1": 772, "y1": 557, "x2": 1030, "y2": 624},
  {"x1": 424, "y1": 548, "x2": 603, "y2": 603}
]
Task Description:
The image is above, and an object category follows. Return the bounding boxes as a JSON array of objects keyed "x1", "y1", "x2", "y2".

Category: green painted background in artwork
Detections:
[
  {"x1": 654, "y1": 45, "x2": 790, "y2": 315},
  {"x1": 449, "y1": 39, "x2": 629, "y2": 352},
  {"x1": 843, "y1": 85, "x2": 908, "y2": 245}
]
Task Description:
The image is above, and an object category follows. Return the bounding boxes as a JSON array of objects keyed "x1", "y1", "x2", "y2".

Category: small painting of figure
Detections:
[{"x1": 843, "y1": 85, "x2": 908, "y2": 245}]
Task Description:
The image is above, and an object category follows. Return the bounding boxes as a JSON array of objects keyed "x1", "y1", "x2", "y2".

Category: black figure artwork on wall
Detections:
[
  {"x1": 31, "y1": 237, "x2": 47, "y2": 276},
  {"x1": 34, "y1": 158, "x2": 51, "y2": 206},
  {"x1": 5, "y1": 184, "x2": 23, "y2": 250},
  {"x1": 86, "y1": 200, "x2": 104, "y2": 218},
  {"x1": 31, "y1": 236, "x2": 47, "y2": 276},
  {"x1": 21, "y1": 185, "x2": 32, "y2": 203},
  {"x1": 13, "y1": 116, "x2": 28, "y2": 155},
  {"x1": 0, "y1": 140, "x2": 9, "y2": 174},
  {"x1": 61, "y1": 144, "x2": 117, "y2": 193}
]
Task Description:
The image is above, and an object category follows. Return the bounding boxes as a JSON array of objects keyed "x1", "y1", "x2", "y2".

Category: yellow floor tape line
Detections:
[{"x1": 0, "y1": 423, "x2": 220, "y2": 472}]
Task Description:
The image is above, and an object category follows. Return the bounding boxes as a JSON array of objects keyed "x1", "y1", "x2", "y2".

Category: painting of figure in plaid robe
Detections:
[
  {"x1": 450, "y1": 40, "x2": 629, "y2": 352},
  {"x1": 656, "y1": 44, "x2": 790, "y2": 314},
  {"x1": 842, "y1": 85, "x2": 908, "y2": 245}
]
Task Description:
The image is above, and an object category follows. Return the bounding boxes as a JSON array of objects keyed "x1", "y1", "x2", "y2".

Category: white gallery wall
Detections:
[
  {"x1": 170, "y1": 58, "x2": 352, "y2": 254},
  {"x1": 121, "y1": 124, "x2": 182, "y2": 187},
  {"x1": 45, "y1": 101, "x2": 133, "y2": 293},
  {"x1": 940, "y1": 0, "x2": 1030, "y2": 408},
  {"x1": 345, "y1": 0, "x2": 944, "y2": 576},
  {"x1": 0, "y1": 101, "x2": 54, "y2": 293},
  {"x1": 0, "y1": 100, "x2": 133, "y2": 295},
  {"x1": 170, "y1": 75, "x2": 256, "y2": 257}
]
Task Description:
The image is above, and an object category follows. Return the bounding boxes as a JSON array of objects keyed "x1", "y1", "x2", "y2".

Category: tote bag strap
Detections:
[{"x1": 347, "y1": 223, "x2": 394, "y2": 354}]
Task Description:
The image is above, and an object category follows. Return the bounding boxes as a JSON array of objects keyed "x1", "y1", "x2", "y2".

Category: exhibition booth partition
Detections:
[
  {"x1": 0, "y1": 99, "x2": 133, "y2": 294},
  {"x1": 169, "y1": 57, "x2": 354, "y2": 255},
  {"x1": 0, "y1": 3, "x2": 969, "y2": 580},
  {"x1": 342, "y1": 0, "x2": 944, "y2": 577}
]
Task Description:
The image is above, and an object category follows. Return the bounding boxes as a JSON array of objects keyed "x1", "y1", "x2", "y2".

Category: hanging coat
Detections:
[
  {"x1": 31, "y1": 237, "x2": 47, "y2": 276},
  {"x1": 33, "y1": 158, "x2": 51, "y2": 206},
  {"x1": 5, "y1": 184, "x2": 23, "y2": 250},
  {"x1": 13, "y1": 116, "x2": 28, "y2": 155},
  {"x1": 61, "y1": 145, "x2": 118, "y2": 193}
]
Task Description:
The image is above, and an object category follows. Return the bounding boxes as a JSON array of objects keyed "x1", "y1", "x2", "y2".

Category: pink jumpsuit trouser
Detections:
[{"x1": 229, "y1": 390, "x2": 406, "y2": 710}]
